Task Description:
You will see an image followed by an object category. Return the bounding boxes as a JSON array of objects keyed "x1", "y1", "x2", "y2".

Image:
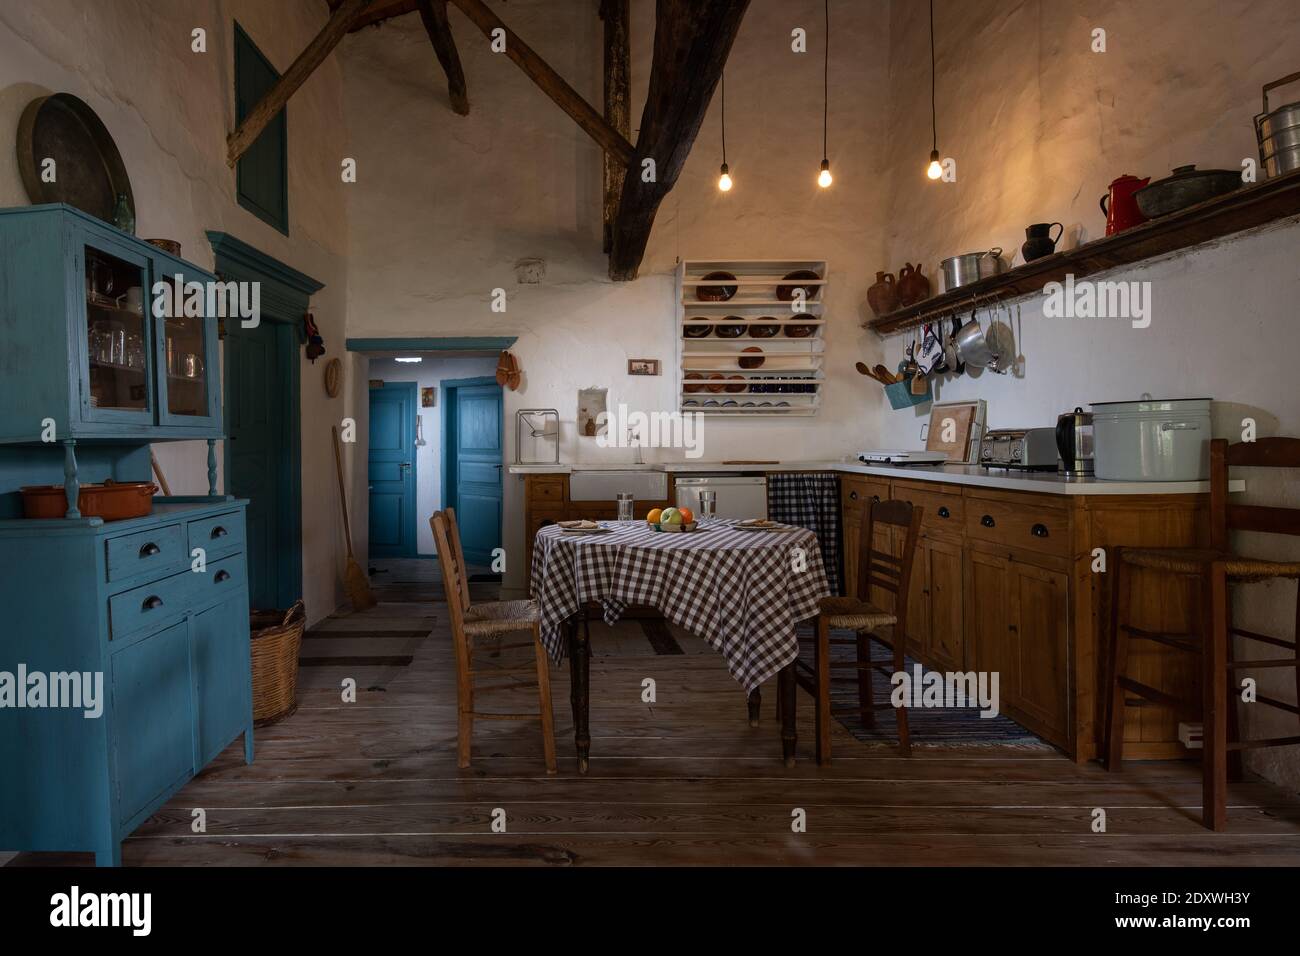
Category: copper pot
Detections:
[
  {"x1": 866, "y1": 271, "x2": 900, "y2": 316},
  {"x1": 21, "y1": 479, "x2": 157, "y2": 520}
]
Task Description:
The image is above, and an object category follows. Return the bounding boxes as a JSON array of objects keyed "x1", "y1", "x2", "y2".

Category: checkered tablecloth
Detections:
[{"x1": 530, "y1": 520, "x2": 831, "y2": 692}]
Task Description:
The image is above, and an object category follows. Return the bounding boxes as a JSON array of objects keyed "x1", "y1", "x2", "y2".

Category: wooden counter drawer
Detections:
[
  {"x1": 109, "y1": 567, "x2": 194, "y2": 640},
  {"x1": 964, "y1": 496, "x2": 1069, "y2": 557},
  {"x1": 187, "y1": 511, "x2": 245, "y2": 556},
  {"x1": 841, "y1": 476, "x2": 890, "y2": 518},
  {"x1": 526, "y1": 476, "x2": 566, "y2": 506},
  {"x1": 105, "y1": 524, "x2": 186, "y2": 583},
  {"x1": 893, "y1": 483, "x2": 964, "y2": 538}
]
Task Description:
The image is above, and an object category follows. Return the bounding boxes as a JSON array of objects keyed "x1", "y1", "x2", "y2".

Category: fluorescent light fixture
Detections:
[{"x1": 394, "y1": 356, "x2": 423, "y2": 363}]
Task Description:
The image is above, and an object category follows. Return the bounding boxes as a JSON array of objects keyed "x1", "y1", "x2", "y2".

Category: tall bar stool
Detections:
[
  {"x1": 794, "y1": 498, "x2": 923, "y2": 764},
  {"x1": 430, "y1": 509, "x2": 557, "y2": 774},
  {"x1": 1103, "y1": 438, "x2": 1300, "y2": 830}
]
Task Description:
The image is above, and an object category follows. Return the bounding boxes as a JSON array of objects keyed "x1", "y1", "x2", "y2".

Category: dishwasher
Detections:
[{"x1": 674, "y1": 475, "x2": 768, "y2": 520}]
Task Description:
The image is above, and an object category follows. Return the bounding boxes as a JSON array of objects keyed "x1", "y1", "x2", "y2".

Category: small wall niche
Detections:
[{"x1": 578, "y1": 388, "x2": 608, "y2": 439}]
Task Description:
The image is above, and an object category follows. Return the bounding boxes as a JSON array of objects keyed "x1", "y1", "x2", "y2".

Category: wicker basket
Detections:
[{"x1": 249, "y1": 600, "x2": 306, "y2": 726}]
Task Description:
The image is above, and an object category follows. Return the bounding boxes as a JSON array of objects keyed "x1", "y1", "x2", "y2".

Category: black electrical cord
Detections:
[
  {"x1": 721, "y1": 71, "x2": 727, "y2": 165},
  {"x1": 930, "y1": 0, "x2": 937, "y2": 152},
  {"x1": 822, "y1": 0, "x2": 829, "y2": 161}
]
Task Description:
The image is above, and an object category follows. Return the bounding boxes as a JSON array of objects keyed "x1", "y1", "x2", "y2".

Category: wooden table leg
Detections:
[
  {"x1": 778, "y1": 663, "x2": 797, "y2": 767},
  {"x1": 567, "y1": 613, "x2": 591, "y2": 774},
  {"x1": 747, "y1": 688, "x2": 761, "y2": 727}
]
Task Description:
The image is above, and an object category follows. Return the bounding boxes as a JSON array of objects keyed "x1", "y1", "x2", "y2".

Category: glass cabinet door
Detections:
[
  {"x1": 83, "y1": 243, "x2": 153, "y2": 420},
  {"x1": 156, "y1": 271, "x2": 216, "y2": 426}
]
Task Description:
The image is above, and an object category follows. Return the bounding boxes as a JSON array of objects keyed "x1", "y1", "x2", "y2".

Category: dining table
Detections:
[{"x1": 530, "y1": 518, "x2": 832, "y2": 772}]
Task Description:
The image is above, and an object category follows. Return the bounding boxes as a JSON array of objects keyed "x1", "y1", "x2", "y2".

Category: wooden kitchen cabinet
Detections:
[{"x1": 923, "y1": 536, "x2": 965, "y2": 672}]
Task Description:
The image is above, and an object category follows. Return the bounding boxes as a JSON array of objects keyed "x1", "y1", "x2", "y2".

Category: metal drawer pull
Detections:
[
  {"x1": 210, "y1": 526, "x2": 229, "y2": 539},
  {"x1": 849, "y1": 490, "x2": 859, "y2": 500},
  {"x1": 1031, "y1": 523, "x2": 1050, "y2": 538},
  {"x1": 214, "y1": 570, "x2": 231, "y2": 583},
  {"x1": 981, "y1": 514, "x2": 996, "y2": 528},
  {"x1": 139, "y1": 542, "x2": 161, "y2": 558},
  {"x1": 937, "y1": 506, "x2": 951, "y2": 519},
  {"x1": 871, "y1": 494, "x2": 881, "y2": 502},
  {"x1": 142, "y1": 595, "x2": 164, "y2": 611}
]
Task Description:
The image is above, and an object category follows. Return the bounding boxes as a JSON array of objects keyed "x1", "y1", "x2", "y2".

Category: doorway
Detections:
[
  {"x1": 442, "y1": 376, "x2": 503, "y2": 566},
  {"x1": 368, "y1": 382, "x2": 419, "y2": 559}
]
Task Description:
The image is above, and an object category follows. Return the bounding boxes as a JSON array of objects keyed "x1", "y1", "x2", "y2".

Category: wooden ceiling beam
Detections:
[
  {"x1": 228, "y1": 0, "x2": 374, "y2": 167},
  {"x1": 600, "y1": 0, "x2": 631, "y2": 254},
  {"x1": 446, "y1": 0, "x2": 634, "y2": 166},
  {"x1": 416, "y1": 0, "x2": 469, "y2": 115},
  {"x1": 331, "y1": 0, "x2": 419, "y2": 32},
  {"x1": 608, "y1": 0, "x2": 749, "y2": 280}
]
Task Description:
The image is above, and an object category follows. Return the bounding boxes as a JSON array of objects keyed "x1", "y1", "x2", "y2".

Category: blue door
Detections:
[
  {"x1": 369, "y1": 383, "x2": 418, "y2": 558},
  {"x1": 444, "y1": 379, "x2": 502, "y2": 566}
]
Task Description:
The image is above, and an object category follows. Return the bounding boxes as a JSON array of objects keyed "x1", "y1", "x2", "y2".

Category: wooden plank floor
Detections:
[{"x1": 12, "y1": 558, "x2": 1300, "y2": 866}]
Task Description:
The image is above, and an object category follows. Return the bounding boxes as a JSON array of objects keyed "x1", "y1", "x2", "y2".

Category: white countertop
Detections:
[{"x1": 508, "y1": 460, "x2": 1236, "y2": 495}]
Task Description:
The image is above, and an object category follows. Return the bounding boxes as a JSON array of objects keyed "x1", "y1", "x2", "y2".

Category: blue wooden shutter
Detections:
[{"x1": 234, "y1": 23, "x2": 288, "y2": 235}]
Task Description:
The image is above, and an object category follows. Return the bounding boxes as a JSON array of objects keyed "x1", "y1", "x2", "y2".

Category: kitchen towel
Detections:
[{"x1": 766, "y1": 471, "x2": 841, "y2": 594}]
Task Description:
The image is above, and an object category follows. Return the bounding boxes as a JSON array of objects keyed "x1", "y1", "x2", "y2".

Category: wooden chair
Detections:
[
  {"x1": 1103, "y1": 437, "x2": 1300, "y2": 830},
  {"x1": 429, "y1": 509, "x2": 557, "y2": 774},
  {"x1": 794, "y1": 497, "x2": 923, "y2": 764}
]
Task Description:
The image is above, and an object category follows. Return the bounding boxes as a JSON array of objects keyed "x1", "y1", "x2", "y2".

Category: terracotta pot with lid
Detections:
[{"x1": 21, "y1": 479, "x2": 157, "y2": 520}]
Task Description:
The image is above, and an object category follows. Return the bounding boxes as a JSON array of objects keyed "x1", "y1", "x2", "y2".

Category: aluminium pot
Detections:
[
  {"x1": 941, "y1": 248, "x2": 1007, "y2": 292},
  {"x1": 1134, "y1": 165, "x2": 1240, "y2": 219},
  {"x1": 1090, "y1": 397, "x2": 1212, "y2": 482},
  {"x1": 1255, "y1": 71, "x2": 1300, "y2": 178}
]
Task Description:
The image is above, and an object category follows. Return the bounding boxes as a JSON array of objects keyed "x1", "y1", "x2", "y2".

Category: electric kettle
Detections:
[{"x1": 1056, "y1": 407, "x2": 1095, "y2": 477}]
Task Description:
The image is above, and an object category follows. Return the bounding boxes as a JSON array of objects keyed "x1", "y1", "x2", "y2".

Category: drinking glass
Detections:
[
  {"x1": 616, "y1": 492, "x2": 635, "y2": 522},
  {"x1": 698, "y1": 490, "x2": 717, "y2": 522}
]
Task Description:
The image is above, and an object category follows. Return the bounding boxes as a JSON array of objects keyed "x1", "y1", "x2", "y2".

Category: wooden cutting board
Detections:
[{"x1": 924, "y1": 401, "x2": 979, "y2": 462}]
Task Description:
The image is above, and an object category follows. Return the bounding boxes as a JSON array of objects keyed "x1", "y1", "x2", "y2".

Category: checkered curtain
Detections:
[{"x1": 766, "y1": 472, "x2": 841, "y2": 594}]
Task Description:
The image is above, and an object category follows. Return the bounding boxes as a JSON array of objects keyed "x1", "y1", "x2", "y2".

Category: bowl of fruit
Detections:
[{"x1": 646, "y1": 506, "x2": 697, "y2": 532}]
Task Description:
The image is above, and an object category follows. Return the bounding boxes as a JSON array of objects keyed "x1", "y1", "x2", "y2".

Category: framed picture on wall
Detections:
[
  {"x1": 628, "y1": 359, "x2": 660, "y2": 376},
  {"x1": 421, "y1": 387, "x2": 436, "y2": 407}
]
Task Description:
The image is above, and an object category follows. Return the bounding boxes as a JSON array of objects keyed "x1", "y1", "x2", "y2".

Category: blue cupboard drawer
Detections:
[
  {"x1": 105, "y1": 524, "x2": 185, "y2": 583},
  {"x1": 193, "y1": 554, "x2": 247, "y2": 607},
  {"x1": 108, "y1": 567, "x2": 194, "y2": 640},
  {"x1": 188, "y1": 511, "x2": 244, "y2": 556}
]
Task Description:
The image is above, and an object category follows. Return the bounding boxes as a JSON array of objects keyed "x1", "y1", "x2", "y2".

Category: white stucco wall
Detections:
[
  {"x1": 368, "y1": 354, "x2": 499, "y2": 554},
  {"x1": 0, "y1": 0, "x2": 356, "y2": 626},
  {"x1": 876, "y1": 0, "x2": 1300, "y2": 789},
  {"x1": 341, "y1": 0, "x2": 892, "y2": 594}
]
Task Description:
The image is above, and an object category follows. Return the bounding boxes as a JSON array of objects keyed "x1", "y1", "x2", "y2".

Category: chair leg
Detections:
[
  {"x1": 747, "y1": 688, "x2": 762, "y2": 728},
  {"x1": 1103, "y1": 554, "x2": 1132, "y2": 771},
  {"x1": 457, "y1": 705, "x2": 473, "y2": 769},
  {"x1": 891, "y1": 630, "x2": 911, "y2": 757},
  {"x1": 532, "y1": 624, "x2": 557, "y2": 775},
  {"x1": 1223, "y1": 583, "x2": 1243, "y2": 782},
  {"x1": 814, "y1": 615, "x2": 832, "y2": 765},
  {"x1": 1202, "y1": 564, "x2": 1229, "y2": 831},
  {"x1": 856, "y1": 630, "x2": 875, "y2": 727}
]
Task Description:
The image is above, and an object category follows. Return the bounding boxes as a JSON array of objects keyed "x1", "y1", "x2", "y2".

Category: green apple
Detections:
[{"x1": 660, "y1": 507, "x2": 683, "y2": 525}]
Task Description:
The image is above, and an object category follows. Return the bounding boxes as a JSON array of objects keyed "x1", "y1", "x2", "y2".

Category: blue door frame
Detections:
[
  {"x1": 441, "y1": 376, "x2": 503, "y2": 567},
  {"x1": 368, "y1": 382, "x2": 419, "y2": 559}
]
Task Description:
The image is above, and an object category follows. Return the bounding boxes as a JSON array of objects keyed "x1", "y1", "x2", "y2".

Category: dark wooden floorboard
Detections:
[{"x1": 11, "y1": 567, "x2": 1300, "y2": 866}]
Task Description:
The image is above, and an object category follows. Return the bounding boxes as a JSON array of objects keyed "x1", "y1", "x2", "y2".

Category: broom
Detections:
[{"x1": 332, "y1": 425, "x2": 376, "y2": 611}]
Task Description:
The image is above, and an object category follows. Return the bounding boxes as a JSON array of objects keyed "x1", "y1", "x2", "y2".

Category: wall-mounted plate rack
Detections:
[{"x1": 675, "y1": 259, "x2": 827, "y2": 417}]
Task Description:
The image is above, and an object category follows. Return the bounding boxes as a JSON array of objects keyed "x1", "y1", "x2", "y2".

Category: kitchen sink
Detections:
[{"x1": 569, "y1": 470, "x2": 667, "y2": 501}]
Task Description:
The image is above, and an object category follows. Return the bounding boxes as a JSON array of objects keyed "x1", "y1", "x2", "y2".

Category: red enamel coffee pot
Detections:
[{"x1": 1100, "y1": 174, "x2": 1150, "y2": 235}]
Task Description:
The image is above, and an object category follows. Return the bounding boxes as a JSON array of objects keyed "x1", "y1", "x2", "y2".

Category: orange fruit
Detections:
[
  {"x1": 646, "y1": 508, "x2": 663, "y2": 524},
  {"x1": 678, "y1": 507, "x2": 694, "y2": 524}
]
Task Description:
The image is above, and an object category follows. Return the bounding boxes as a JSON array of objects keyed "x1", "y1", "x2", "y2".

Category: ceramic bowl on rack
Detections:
[
  {"x1": 776, "y1": 269, "x2": 821, "y2": 302},
  {"x1": 748, "y1": 318, "x2": 779, "y2": 337},
  {"x1": 706, "y1": 373, "x2": 727, "y2": 393},
  {"x1": 738, "y1": 346, "x2": 765, "y2": 370},
  {"x1": 724, "y1": 375, "x2": 746, "y2": 393},
  {"x1": 784, "y1": 320, "x2": 816, "y2": 337},
  {"x1": 684, "y1": 372, "x2": 706, "y2": 393},
  {"x1": 683, "y1": 316, "x2": 713, "y2": 337},
  {"x1": 715, "y1": 317, "x2": 746, "y2": 338},
  {"x1": 697, "y1": 271, "x2": 738, "y2": 301}
]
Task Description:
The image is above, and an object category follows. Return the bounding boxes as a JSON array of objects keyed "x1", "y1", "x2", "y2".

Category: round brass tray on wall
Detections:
[{"x1": 16, "y1": 92, "x2": 135, "y2": 225}]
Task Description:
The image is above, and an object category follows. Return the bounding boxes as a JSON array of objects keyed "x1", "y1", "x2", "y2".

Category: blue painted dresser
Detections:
[{"x1": 0, "y1": 205, "x2": 254, "y2": 865}]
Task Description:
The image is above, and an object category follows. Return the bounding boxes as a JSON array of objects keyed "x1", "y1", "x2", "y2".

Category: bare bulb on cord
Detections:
[
  {"x1": 718, "y1": 163, "x2": 732, "y2": 192},
  {"x1": 817, "y1": 159, "x2": 832, "y2": 188},
  {"x1": 927, "y1": 149, "x2": 943, "y2": 180}
]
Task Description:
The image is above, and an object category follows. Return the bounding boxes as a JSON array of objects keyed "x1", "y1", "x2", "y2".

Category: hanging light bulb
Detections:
[
  {"x1": 926, "y1": 0, "x2": 942, "y2": 182},
  {"x1": 817, "y1": 0, "x2": 833, "y2": 189},
  {"x1": 717, "y1": 72, "x2": 733, "y2": 193},
  {"x1": 718, "y1": 163, "x2": 733, "y2": 192}
]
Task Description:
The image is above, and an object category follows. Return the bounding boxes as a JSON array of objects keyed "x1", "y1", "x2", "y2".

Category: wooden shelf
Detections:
[{"x1": 865, "y1": 168, "x2": 1300, "y2": 336}]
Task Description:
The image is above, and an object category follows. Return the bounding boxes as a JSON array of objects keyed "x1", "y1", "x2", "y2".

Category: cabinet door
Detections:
[
  {"x1": 155, "y1": 266, "x2": 220, "y2": 429},
  {"x1": 192, "y1": 597, "x2": 252, "y2": 765},
  {"x1": 965, "y1": 549, "x2": 1015, "y2": 690},
  {"x1": 926, "y1": 537, "x2": 965, "y2": 671},
  {"x1": 903, "y1": 539, "x2": 930, "y2": 660},
  {"x1": 111, "y1": 621, "x2": 195, "y2": 822},
  {"x1": 1010, "y1": 560, "x2": 1069, "y2": 737},
  {"x1": 78, "y1": 237, "x2": 156, "y2": 427}
]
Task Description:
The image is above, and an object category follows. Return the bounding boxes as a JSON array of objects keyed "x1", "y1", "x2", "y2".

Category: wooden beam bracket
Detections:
[{"x1": 417, "y1": 0, "x2": 469, "y2": 115}]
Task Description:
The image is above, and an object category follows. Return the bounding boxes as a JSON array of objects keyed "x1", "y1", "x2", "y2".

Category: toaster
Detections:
[{"x1": 979, "y1": 428, "x2": 1058, "y2": 471}]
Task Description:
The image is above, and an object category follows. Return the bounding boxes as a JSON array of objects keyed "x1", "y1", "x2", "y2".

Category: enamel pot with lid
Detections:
[{"x1": 1090, "y1": 396, "x2": 1212, "y2": 481}]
